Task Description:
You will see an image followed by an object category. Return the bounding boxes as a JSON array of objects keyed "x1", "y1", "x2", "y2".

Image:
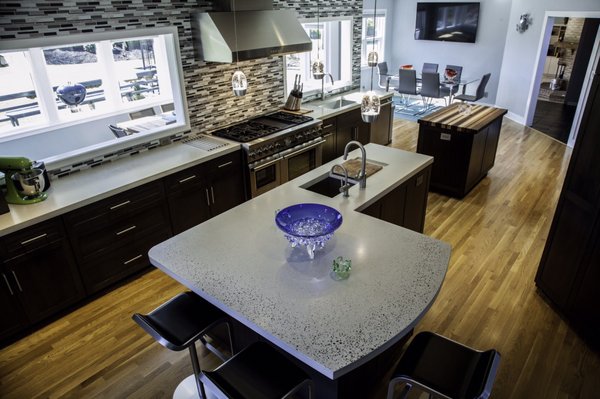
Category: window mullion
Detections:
[
  {"x1": 27, "y1": 48, "x2": 60, "y2": 124},
  {"x1": 96, "y1": 41, "x2": 122, "y2": 109}
]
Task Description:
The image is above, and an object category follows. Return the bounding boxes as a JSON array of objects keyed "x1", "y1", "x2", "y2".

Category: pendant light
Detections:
[
  {"x1": 231, "y1": 0, "x2": 247, "y2": 96},
  {"x1": 311, "y1": 0, "x2": 325, "y2": 79},
  {"x1": 361, "y1": 0, "x2": 380, "y2": 123}
]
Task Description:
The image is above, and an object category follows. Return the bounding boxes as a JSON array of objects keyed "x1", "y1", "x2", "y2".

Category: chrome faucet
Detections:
[
  {"x1": 343, "y1": 140, "x2": 367, "y2": 189},
  {"x1": 321, "y1": 73, "x2": 335, "y2": 101},
  {"x1": 330, "y1": 164, "x2": 351, "y2": 197}
]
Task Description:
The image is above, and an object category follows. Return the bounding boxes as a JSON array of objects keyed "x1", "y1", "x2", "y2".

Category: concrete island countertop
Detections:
[
  {"x1": 0, "y1": 137, "x2": 240, "y2": 237},
  {"x1": 149, "y1": 144, "x2": 451, "y2": 380}
]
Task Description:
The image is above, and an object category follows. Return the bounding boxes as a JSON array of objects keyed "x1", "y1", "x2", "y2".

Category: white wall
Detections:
[
  {"x1": 496, "y1": 0, "x2": 600, "y2": 122},
  {"x1": 388, "y1": 0, "x2": 511, "y2": 103}
]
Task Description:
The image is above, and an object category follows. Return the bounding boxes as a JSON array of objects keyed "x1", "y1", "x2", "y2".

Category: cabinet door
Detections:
[
  {"x1": 0, "y1": 271, "x2": 28, "y2": 341},
  {"x1": 321, "y1": 117, "x2": 337, "y2": 164},
  {"x1": 166, "y1": 168, "x2": 211, "y2": 235},
  {"x1": 3, "y1": 239, "x2": 84, "y2": 323},
  {"x1": 208, "y1": 153, "x2": 245, "y2": 217},
  {"x1": 336, "y1": 109, "x2": 362, "y2": 156},
  {"x1": 381, "y1": 184, "x2": 407, "y2": 227},
  {"x1": 403, "y1": 167, "x2": 431, "y2": 233}
]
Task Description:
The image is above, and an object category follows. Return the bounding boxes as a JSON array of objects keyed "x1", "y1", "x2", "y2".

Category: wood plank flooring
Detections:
[{"x1": 2, "y1": 118, "x2": 599, "y2": 398}]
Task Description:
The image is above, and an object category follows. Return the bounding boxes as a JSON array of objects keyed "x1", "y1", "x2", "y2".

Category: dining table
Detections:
[{"x1": 148, "y1": 144, "x2": 451, "y2": 398}]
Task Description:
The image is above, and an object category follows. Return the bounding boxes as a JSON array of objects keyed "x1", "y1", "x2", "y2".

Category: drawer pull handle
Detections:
[
  {"x1": 11, "y1": 271, "x2": 23, "y2": 292},
  {"x1": 116, "y1": 225, "x2": 137, "y2": 236},
  {"x1": 440, "y1": 133, "x2": 451, "y2": 141},
  {"x1": 124, "y1": 254, "x2": 143, "y2": 265},
  {"x1": 323, "y1": 124, "x2": 335, "y2": 129},
  {"x1": 178, "y1": 175, "x2": 197, "y2": 183},
  {"x1": 218, "y1": 161, "x2": 233, "y2": 168},
  {"x1": 205, "y1": 189, "x2": 211, "y2": 206},
  {"x1": 2, "y1": 273, "x2": 14, "y2": 296},
  {"x1": 210, "y1": 186, "x2": 215, "y2": 204},
  {"x1": 110, "y1": 200, "x2": 131, "y2": 210},
  {"x1": 20, "y1": 233, "x2": 47, "y2": 246}
]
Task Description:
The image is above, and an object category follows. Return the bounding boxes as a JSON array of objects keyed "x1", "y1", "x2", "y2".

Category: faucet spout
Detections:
[
  {"x1": 321, "y1": 73, "x2": 335, "y2": 101},
  {"x1": 343, "y1": 140, "x2": 367, "y2": 189}
]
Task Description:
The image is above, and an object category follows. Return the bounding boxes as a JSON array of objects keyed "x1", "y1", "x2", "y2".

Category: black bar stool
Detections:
[
  {"x1": 133, "y1": 291, "x2": 234, "y2": 399},
  {"x1": 386, "y1": 331, "x2": 501, "y2": 399},
  {"x1": 200, "y1": 341, "x2": 314, "y2": 399}
]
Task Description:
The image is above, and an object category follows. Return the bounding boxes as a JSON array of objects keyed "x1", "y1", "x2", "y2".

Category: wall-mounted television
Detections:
[{"x1": 415, "y1": 2, "x2": 480, "y2": 43}]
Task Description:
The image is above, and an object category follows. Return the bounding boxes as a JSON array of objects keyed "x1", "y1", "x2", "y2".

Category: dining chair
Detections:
[
  {"x1": 377, "y1": 62, "x2": 397, "y2": 92},
  {"x1": 422, "y1": 62, "x2": 438, "y2": 74},
  {"x1": 108, "y1": 124, "x2": 128, "y2": 138},
  {"x1": 386, "y1": 331, "x2": 501, "y2": 399},
  {"x1": 396, "y1": 69, "x2": 419, "y2": 107},
  {"x1": 420, "y1": 72, "x2": 448, "y2": 111},
  {"x1": 454, "y1": 73, "x2": 491, "y2": 104}
]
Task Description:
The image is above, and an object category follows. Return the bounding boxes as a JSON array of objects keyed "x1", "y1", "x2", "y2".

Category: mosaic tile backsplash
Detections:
[{"x1": 0, "y1": 0, "x2": 365, "y2": 174}]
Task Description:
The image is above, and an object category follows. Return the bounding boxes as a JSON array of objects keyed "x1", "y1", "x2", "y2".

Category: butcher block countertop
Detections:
[{"x1": 418, "y1": 104, "x2": 508, "y2": 134}]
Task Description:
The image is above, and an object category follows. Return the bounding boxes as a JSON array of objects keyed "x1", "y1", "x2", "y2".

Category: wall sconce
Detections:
[{"x1": 516, "y1": 13, "x2": 531, "y2": 33}]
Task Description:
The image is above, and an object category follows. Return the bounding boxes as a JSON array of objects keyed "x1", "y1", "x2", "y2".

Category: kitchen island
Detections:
[{"x1": 149, "y1": 144, "x2": 451, "y2": 398}]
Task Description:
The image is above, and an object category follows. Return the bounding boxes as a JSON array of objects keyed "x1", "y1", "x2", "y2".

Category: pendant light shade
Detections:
[
  {"x1": 231, "y1": 0, "x2": 247, "y2": 96},
  {"x1": 362, "y1": 0, "x2": 380, "y2": 123},
  {"x1": 312, "y1": 59, "x2": 325, "y2": 79},
  {"x1": 361, "y1": 91, "x2": 380, "y2": 123},
  {"x1": 232, "y1": 70, "x2": 248, "y2": 97},
  {"x1": 367, "y1": 50, "x2": 378, "y2": 67}
]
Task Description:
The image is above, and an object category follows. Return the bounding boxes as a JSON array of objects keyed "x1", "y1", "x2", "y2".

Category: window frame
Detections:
[
  {"x1": 0, "y1": 26, "x2": 189, "y2": 169},
  {"x1": 284, "y1": 16, "x2": 354, "y2": 100},
  {"x1": 361, "y1": 10, "x2": 386, "y2": 68}
]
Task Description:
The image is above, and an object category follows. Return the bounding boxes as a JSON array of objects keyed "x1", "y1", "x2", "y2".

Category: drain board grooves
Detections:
[{"x1": 183, "y1": 135, "x2": 230, "y2": 151}]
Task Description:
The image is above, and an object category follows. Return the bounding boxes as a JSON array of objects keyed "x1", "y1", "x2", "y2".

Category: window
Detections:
[
  {"x1": 361, "y1": 11, "x2": 386, "y2": 67},
  {"x1": 0, "y1": 28, "x2": 185, "y2": 145},
  {"x1": 285, "y1": 17, "x2": 353, "y2": 98}
]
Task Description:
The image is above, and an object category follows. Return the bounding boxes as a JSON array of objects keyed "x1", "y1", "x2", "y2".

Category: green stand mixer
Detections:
[{"x1": 0, "y1": 156, "x2": 48, "y2": 204}]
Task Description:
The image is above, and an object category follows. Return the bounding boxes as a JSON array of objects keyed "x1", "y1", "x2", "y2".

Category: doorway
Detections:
[{"x1": 531, "y1": 17, "x2": 599, "y2": 144}]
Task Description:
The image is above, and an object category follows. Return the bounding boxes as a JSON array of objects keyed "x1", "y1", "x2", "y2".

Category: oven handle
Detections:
[
  {"x1": 250, "y1": 157, "x2": 281, "y2": 172},
  {"x1": 282, "y1": 139, "x2": 325, "y2": 159}
]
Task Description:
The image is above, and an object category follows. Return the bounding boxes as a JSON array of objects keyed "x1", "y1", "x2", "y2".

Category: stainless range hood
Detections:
[{"x1": 192, "y1": 0, "x2": 312, "y2": 63}]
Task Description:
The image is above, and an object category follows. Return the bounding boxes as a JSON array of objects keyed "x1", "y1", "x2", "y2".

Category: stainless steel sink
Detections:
[
  {"x1": 300, "y1": 174, "x2": 355, "y2": 198},
  {"x1": 320, "y1": 98, "x2": 357, "y2": 109}
]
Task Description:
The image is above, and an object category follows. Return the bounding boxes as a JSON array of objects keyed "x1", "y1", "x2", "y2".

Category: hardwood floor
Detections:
[{"x1": 2, "y1": 118, "x2": 599, "y2": 398}]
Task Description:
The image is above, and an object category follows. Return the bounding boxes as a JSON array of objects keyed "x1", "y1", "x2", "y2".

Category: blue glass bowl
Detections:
[{"x1": 275, "y1": 203, "x2": 343, "y2": 259}]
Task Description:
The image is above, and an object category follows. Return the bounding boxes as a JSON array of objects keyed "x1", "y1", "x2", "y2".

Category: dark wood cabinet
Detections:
[
  {"x1": 417, "y1": 104, "x2": 506, "y2": 198},
  {"x1": 536, "y1": 68, "x2": 600, "y2": 347},
  {"x1": 321, "y1": 117, "x2": 337, "y2": 164},
  {"x1": 0, "y1": 218, "x2": 84, "y2": 341},
  {"x1": 362, "y1": 100, "x2": 393, "y2": 146},
  {"x1": 360, "y1": 165, "x2": 431, "y2": 233},
  {"x1": 166, "y1": 151, "x2": 245, "y2": 234},
  {"x1": 64, "y1": 180, "x2": 172, "y2": 294}
]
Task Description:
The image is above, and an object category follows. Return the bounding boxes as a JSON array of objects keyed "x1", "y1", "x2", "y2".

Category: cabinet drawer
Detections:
[
  {"x1": 321, "y1": 117, "x2": 337, "y2": 134},
  {"x1": 70, "y1": 204, "x2": 171, "y2": 261},
  {"x1": 64, "y1": 180, "x2": 165, "y2": 234},
  {"x1": 78, "y1": 227, "x2": 170, "y2": 294},
  {"x1": 164, "y1": 165, "x2": 204, "y2": 192},
  {"x1": 3, "y1": 218, "x2": 65, "y2": 258}
]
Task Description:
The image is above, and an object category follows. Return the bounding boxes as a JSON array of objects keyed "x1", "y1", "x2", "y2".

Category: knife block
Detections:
[{"x1": 284, "y1": 93, "x2": 302, "y2": 111}]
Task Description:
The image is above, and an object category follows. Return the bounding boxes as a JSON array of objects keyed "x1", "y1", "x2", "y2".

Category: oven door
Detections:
[
  {"x1": 249, "y1": 157, "x2": 283, "y2": 198},
  {"x1": 280, "y1": 139, "x2": 324, "y2": 183}
]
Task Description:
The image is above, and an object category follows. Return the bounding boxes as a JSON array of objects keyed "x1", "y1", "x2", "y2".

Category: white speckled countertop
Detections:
[
  {"x1": 149, "y1": 144, "x2": 451, "y2": 380},
  {"x1": 0, "y1": 137, "x2": 239, "y2": 237}
]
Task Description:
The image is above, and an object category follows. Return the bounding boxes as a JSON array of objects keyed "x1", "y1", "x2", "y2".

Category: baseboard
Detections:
[{"x1": 505, "y1": 111, "x2": 526, "y2": 125}]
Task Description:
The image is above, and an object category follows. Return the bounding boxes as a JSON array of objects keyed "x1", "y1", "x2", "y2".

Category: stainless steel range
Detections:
[{"x1": 212, "y1": 111, "x2": 323, "y2": 197}]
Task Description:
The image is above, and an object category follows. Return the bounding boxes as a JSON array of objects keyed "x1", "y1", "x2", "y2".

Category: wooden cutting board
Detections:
[{"x1": 332, "y1": 158, "x2": 383, "y2": 179}]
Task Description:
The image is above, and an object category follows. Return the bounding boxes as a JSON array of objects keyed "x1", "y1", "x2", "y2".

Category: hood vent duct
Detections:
[{"x1": 192, "y1": 0, "x2": 312, "y2": 63}]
